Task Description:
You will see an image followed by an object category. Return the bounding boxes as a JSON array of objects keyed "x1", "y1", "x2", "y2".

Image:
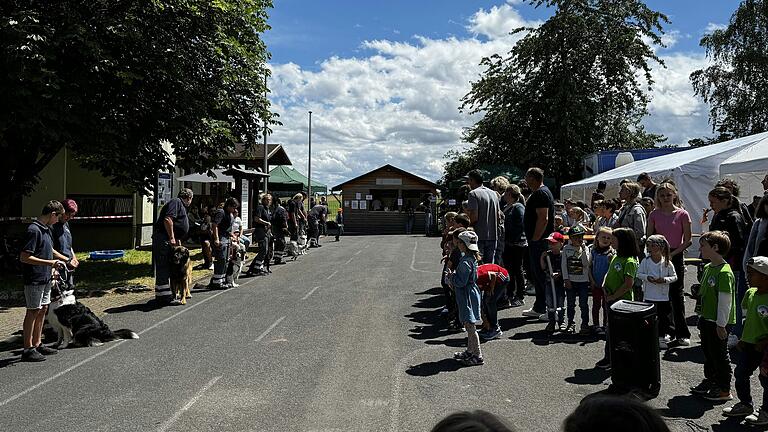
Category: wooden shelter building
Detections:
[{"x1": 331, "y1": 164, "x2": 439, "y2": 234}]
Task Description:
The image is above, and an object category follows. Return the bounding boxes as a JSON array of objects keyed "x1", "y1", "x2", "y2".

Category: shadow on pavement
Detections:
[
  {"x1": 565, "y1": 367, "x2": 610, "y2": 385},
  {"x1": 104, "y1": 299, "x2": 168, "y2": 314},
  {"x1": 425, "y1": 337, "x2": 466, "y2": 348},
  {"x1": 498, "y1": 317, "x2": 535, "y2": 332},
  {"x1": 406, "y1": 358, "x2": 464, "y2": 376},
  {"x1": 415, "y1": 287, "x2": 443, "y2": 296},
  {"x1": 662, "y1": 345, "x2": 705, "y2": 364},
  {"x1": 660, "y1": 394, "x2": 723, "y2": 420},
  {"x1": 412, "y1": 295, "x2": 446, "y2": 310}
]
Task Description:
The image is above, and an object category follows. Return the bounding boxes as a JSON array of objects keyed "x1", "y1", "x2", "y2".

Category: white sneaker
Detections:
[
  {"x1": 676, "y1": 338, "x2": 691, "y2": 347},
  {"x1": 522, "y1": 308, "x2": 540, "y2": 318}
]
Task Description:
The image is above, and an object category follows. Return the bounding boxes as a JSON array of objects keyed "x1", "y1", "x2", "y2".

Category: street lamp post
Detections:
[
  {"x1": 263, "y1": 71, "x2": 269, "y2": 194},
  {"x1": 307, "y1": 111, "x2": 312, "y2": 210}
]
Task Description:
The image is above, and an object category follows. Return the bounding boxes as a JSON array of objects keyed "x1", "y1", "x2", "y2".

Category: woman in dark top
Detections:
[
  {"x1": 501, "y1": 184, "x2": 527, "y2": 307},
  {"x1": 708, "y1": 186, "x2": 749, "y2": 336}
]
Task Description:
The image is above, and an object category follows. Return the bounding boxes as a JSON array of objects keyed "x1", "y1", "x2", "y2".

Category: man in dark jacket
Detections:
[{"x1": 153, "y1": 189, "x2": 193, "y2": 303}]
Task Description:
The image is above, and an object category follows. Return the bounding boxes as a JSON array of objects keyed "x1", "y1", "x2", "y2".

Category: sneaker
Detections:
[
  {"x1": 453, "y1": 350, "x2": 472, "y2": 360},
  {"x1": 746, "y1": 409, "x2": 768, "y2": 426},
  {"x1": 510, "y1": 299, "x2": 525, "y2": 307},
  {"x1": 207, "y1": 263, "x2": 214, "y2": 270},
  {"x1": 545, "y1": 322, "x2": 556, "y2": 332},
  {"x1": 21, "y1": 348, "x2": 46, "y2": 362},
  {"x1": 595, "y1": 326, "x2": 606, "y2": 336},
  {"x1": 676, "y1": 338, "x2": 691, "y2": 347},
  {"x1": 690, "y1": 380, "x2": 714, "y2": 395},
  {"x1": 723, "y1": 402, "x2": 755, "y2": 417},
  {"x1": 658, "y1": 337, "x2": 668, "y2": 350},
  {"x1": 538, "y1": 313, "x2": 549, "y2": 322},
  {"x1": 440, "y1": 307, "x2": 449, "y2": 315},
  {"x1": 36, "y1": 344, "x2": 58, "y2": 355},
  {"x1": 565, "y1": 323, "x2": 576, "y2": 334},
  {"x1": 459, "y1": 355, "x2": 484, "y2": 366},
  {"x1": 522, "y1": 308, "x2": 542, "y2": 318},
  {"x1": 480, "y1": 329, "x2": 502, "y2": 341},
  {"x1": 595, "y1": 358, "x2": 611, "y2": 369},
  {"x1": 701, "y1": 388, "x2": 733, "y2": 401}
]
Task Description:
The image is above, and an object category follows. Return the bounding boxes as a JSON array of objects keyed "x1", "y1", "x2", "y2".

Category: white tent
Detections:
[
  {"x1": 561, "y1": 132, "x2": 768, "y2": 242},
  {"x1": 719, "y1": 134, "x2": 768, "y2": 201}
]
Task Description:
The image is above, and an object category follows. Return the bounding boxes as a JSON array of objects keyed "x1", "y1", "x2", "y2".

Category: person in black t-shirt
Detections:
[
  {"x1": 272, "y1": 200, "x2": 289, "y2": 264},
  {"x1": 51, "y1": 198, "x2": 79, "y2": 289},
  {"x1": 287, "y1": 193, "x2": 303, "y2": 242},
  {"x1": 208, "y1": 197, "x2": 239, "y2": 289},
  {"x1": 19, "y1": 200, "x2": 69, "y2": 362},
  {"x1": 152, "y1": 188, "x2": 193, "y2": 304},
  {"x1": 522, "y1": 167, "x2": 555, "y2": 318},
  {"x1": 308, "y1": 204, "x2": 327, "y2": 247},
  {"x1": 246, "y1": 194, "x2": 273, "y2": 276}
]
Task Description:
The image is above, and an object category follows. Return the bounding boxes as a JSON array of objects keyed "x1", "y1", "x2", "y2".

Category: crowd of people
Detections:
[
  {"x1": 15, "y1": 189, "x2": 341, "y2": 362},
  {"x1": 439, "y1": 167, "x2": 768, "y2": 425}
]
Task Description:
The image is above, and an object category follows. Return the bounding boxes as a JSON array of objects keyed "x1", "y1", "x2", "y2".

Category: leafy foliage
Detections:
[
  {"x1": 690, "y1": 0, "x2": 768, "y2": 138},
  {"x1": 0, "y1": 0, "x2": 276, "y2": 213},
  {"x1": 457, "y1": 0, "x2": 667, "y2": 186}
]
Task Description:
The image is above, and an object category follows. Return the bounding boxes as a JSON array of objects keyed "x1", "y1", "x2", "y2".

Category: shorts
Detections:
[{"x1": 24, "y1": 282, "x2": 52, "y2": 309}]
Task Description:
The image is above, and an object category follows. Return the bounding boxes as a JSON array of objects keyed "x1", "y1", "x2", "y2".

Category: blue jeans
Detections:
[
  {"x1": 545, "y1": 278, "x2": 565, "y2": 323},
  {"x1": 528, "y1": 240, "x2": 548, "y2": 313},
  {"x1": 566, "y1": 281, "x2": 590, "y2": 328},
  {"x1": 478, "y1": 239, "x2": 498, "y2": 264},
  {"x1": 482, "y1": 282, "x2": 507, "y2": 331}
]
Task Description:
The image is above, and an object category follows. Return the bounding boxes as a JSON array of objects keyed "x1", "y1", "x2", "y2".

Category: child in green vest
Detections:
[
  {"x1": 690, "y1": 231, "x2": 736, "y2": 401},
  {"x1": 722, "y1": 256, "x2": 768, "y2": 425}
]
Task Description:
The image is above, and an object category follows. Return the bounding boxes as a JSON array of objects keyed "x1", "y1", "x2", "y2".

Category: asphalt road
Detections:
[{"x1": 0, "y1": 235, "x2": 762, "y2": 432}]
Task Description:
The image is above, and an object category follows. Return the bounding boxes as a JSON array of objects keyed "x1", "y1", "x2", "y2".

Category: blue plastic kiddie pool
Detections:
[{"x1": 89, "y1": 250, "x2": 125, "y2": 260}]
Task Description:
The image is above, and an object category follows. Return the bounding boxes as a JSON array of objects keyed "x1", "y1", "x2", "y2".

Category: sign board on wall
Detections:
[
  {"x1": 240, "y1": 179, "x2": 249, "y2": 230},
  {"x1": 351, "y1": 200, "x2": 359, "y2": 209},
  {"x1": 448, "y1": 199, "x2": 457, "y2": 206},
  {"x1": 355, "y1": 193, "x2": 361, "y2": 200},
  {"x1": 359, "y1": 200, "x2": 367, "y2": 210},
  {"x1": 156, "y1": 172, "x2": 173, "y2": 213},
  {"x1": 397, "y1": 198, "x2": 403, "y2": 206},
  {"x1": 365, "y1": 194, "x2": 373, "y2": 201}
]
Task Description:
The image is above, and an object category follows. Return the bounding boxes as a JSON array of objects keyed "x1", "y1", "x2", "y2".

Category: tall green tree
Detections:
[
  {"x1": 0, "y1": 0, "x2": 276, "y2": 215},
  {"x1": 691, "y1": 0, "x2": 768, "y2": 139},
  {"x1": 459, "y1": 0, "x2": 667, "y2": 186}
]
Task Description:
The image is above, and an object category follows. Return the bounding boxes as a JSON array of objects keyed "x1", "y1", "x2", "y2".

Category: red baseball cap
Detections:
[
  {"x1": 547, "y1": 232, "x2": 565, "y2": 243},
  {"x1": 62, "y1": 199, "x2": 78, "y2": 214}
]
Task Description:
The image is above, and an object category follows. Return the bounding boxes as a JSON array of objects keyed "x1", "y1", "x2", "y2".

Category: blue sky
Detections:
[{"x1": 263, "y1": 0, "x2": 739, "y2": 185}]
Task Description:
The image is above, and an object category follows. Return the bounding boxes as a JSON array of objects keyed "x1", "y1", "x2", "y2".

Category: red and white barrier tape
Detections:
[{"x1": 0, "y1": 215, "x2": 133, "y2": 222}]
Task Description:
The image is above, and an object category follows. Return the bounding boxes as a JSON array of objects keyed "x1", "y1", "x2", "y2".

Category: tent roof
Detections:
[
  {"x1": 562, "y1": 132, "x2": 768, "y2": 191},
  {"x1": 720, "y1": 134, "x2": 768, "y2": 175},
  {"x1": 268, "y1": 165, "x2": 327, "y2": 192},
  {"x1": 221, "y1": 143, "x2": 292, "y2": 166}
]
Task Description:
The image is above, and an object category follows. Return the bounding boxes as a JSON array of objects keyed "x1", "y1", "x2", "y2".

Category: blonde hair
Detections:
[
  {"x1": 645, "y1": 234, "x2": 671, "y2": 264},
  {"x1": 621, "y1": 182, "x2": 642, "y2": 201},
  {"x1": 504, "y1": 184, "x2": 525, "y2": 205},
  {"x1": 444, "y1": 211, "x2": 458, "y2": 223},
  {"x1": 654, "y1": 182, "x2": 683, "y2": 209},
  {"x1": 490, "y1": 176, "x2": 511, "y2": 194}
]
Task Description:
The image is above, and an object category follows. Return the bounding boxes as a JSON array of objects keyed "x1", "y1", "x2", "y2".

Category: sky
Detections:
[{"x1": 263, "y1": 0, "x2": 738, "y2": 187}]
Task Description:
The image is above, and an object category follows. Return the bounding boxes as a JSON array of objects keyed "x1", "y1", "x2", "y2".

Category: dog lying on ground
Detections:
[
  {"x1": 170, "y1": 245, "x2": 192, "y2": 304},
  {"x1": 47, "y1": 270, "x2": 138, "y2": 349}
]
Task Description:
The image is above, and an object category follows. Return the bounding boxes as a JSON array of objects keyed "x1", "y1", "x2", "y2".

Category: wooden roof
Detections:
[
  {"x1": 331, "y1": 164, "x2": 439, "y2": 191},
  {"x1": 221, "y1": 143, "x2": 292, "y2": 166}
]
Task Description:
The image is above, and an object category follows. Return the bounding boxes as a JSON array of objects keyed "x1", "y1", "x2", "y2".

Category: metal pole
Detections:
[
  {"x1": 307, "y1": 111, "x2": 312, "y2": 210},
  {"x1": 263, "y1": 70, "x2": 269, "y2": 193}
]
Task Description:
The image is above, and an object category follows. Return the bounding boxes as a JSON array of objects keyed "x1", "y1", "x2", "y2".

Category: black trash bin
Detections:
[{"x1": 608, "y1": 300, "x2": 661, "y2": 398}]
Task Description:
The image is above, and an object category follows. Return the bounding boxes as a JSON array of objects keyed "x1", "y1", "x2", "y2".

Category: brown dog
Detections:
[{"x1": 170, "y1": 245, "x2": 192, "y2": 304}]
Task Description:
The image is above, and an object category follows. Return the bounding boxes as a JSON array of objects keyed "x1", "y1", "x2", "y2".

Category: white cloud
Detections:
[
  {"x1": 704, "y1": 22, "x2": 727, "y2": 33},
  {"x1": 268, "y1": 3, "x2": 714, "y2": 186},
  {"x1": 467, "y1": 2, "x2": 541, "y2": 39}
]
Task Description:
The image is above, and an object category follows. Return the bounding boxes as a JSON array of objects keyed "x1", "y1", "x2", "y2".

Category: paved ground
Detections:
[{"x1": 0, "y1": 235, "x2": 762, "y2": 431}]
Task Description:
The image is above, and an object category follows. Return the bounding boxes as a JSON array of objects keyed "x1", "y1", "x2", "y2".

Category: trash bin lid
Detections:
[{"x1": 610, "y1": 300, "x2": 655, "y2": 314}]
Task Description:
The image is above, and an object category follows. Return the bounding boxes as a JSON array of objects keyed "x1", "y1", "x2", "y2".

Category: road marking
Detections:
[
  {"x1": 364, "y1": 244, "x2": 371, "y2": 249},
  {"x1": 302, "y1": 286, "x2": 321, "y2": 300},
  {"x1": 157, "y1": 376, "x2": 222, "y2": 432},
  {"x1": 389, "y1": 346, "x2": 441, "y2": 432},
  {"x1": 0, "y1": 289, "x2": 231, "y2": 408},
  {"x1": 326, "y1": 270, "x2": 338, "y2": 280},
  {"x1": 254, "y1": 316, "x2": 286, "y2": 342},
  {"x1": 354, "y1": 250, "x2": 362, "y2": 256},
  {"x1": 409, "y1": 241, "x2": 441, "y2": 274},
  {"x1": 344, "y1": 257, "x2": 353, "y2": 265}
]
